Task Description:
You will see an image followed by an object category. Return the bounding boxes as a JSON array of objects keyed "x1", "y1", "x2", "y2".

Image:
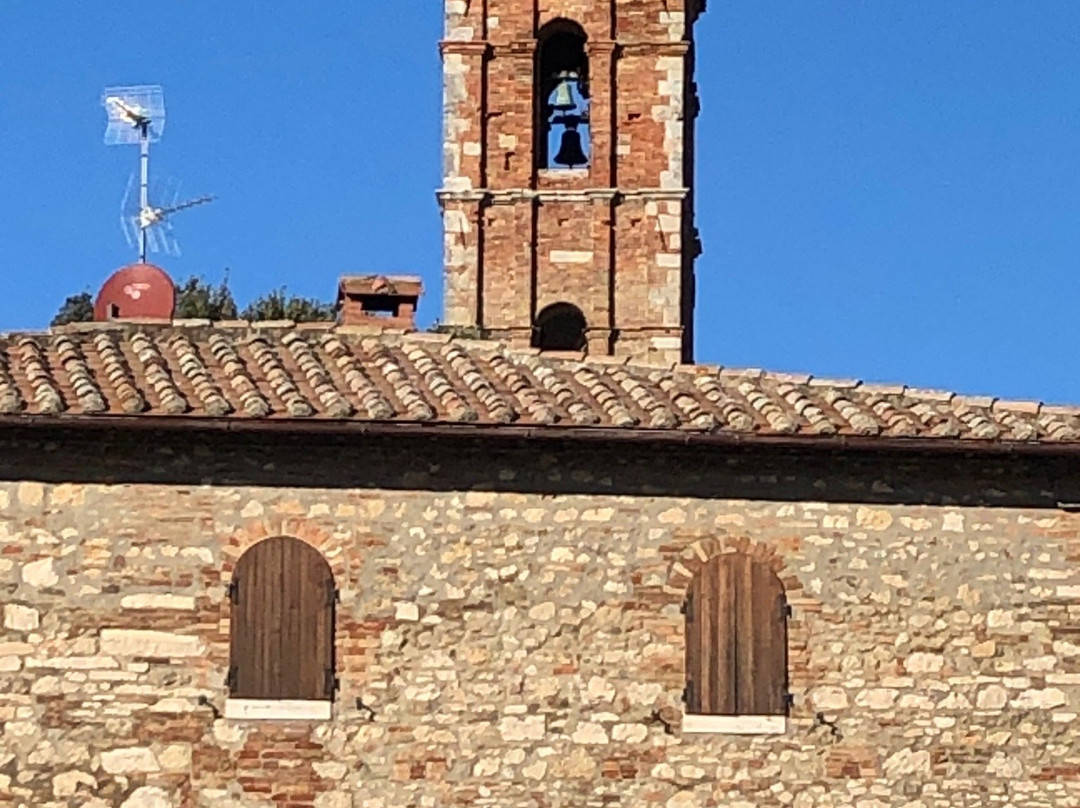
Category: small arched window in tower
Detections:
[
  {"x1": 533, "y1": 302, "x2": 587, "y2": 351},
  {"x1": 537, "y1": 20, "x2": 590, "y2": 170},
  {"x1": 228, "y1": 537, "x2": 337, "y2": 706},
  {"x1": 684, "y1": 552, "x2": 789, "y2": 727}
]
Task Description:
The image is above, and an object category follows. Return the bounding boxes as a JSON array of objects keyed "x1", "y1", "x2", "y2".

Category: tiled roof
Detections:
[{"x1": 0, "y1": 321, "x2": 1076, "y2": 449}]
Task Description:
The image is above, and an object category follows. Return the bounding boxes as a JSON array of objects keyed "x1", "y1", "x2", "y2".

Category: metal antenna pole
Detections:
[
  {"x1": 139, "y1": 123, "x2": 150, "y2": 263},
  {"x1": 104, "y1": 86, "x2": 209, "y2": 260}
]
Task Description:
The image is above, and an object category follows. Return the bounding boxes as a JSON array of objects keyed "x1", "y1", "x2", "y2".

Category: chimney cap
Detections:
[
  {"x1": 338, "y1": 275, "x2": 423, "y2": 299},
  {"x1": 337, "y1": 274, "x2": 422, "y2": 330}
]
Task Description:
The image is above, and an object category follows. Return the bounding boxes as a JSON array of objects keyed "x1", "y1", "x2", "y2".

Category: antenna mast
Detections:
[
  {"x1": 103, "y1": 85, "x2": 212, "y2": 262},
  {"x1": 138, "y1": 118, "x2": 150, "y2": 262}
]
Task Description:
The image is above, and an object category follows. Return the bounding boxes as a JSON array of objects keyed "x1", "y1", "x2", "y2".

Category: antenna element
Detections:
[{"x1": 102, "y1": 85, "x2": 212, "y2": 261}]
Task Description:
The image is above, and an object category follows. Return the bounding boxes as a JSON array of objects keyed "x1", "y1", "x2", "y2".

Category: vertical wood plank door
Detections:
[
  {"x1": 230, "y1": 537, "x2": 335, "y2": 701},
  {"x1": 748, "y1": 556, "x2": 788, "y2": 716},
  {"x1": 685, "y1": 553, "x2": 788, "y2": 716}
]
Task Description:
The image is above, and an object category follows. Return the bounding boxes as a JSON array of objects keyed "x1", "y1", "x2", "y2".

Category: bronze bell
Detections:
[{"x1": 553, "y1": 127, "x2": 588, "y2": 168}]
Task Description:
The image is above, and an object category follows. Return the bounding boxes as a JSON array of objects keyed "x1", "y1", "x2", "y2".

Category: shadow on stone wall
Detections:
[{"x1": 0, "y1": 426, "x2": 1075, "y2": 510}]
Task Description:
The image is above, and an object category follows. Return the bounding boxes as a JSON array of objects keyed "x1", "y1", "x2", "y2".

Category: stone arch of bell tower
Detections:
[{"x1": 439, "y1": 0, "x2": 705, "y2": 365}]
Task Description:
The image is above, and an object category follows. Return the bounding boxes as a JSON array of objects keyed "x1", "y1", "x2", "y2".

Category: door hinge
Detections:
[
  {"x1": 228, "y1": 579, "x2": 240, "y2": 605},
  {"x1": 326, "y1": 582, "x2": 340, "y2": 608},
  {"x1": 782, "y1": 601, "x2": 792, "y2": 619},
  {"x1": 226, "y1": 665, "x2": 238, "y2": 695},
  {"x1": 682, "y1": 683, "x2": 692, "y2": 705},
  {"x1": 682, "y1": 595, "x2": 692, "y2": 618},
  {"x1": 325, "y1": 668, "x2": 340, "y2": 696}
]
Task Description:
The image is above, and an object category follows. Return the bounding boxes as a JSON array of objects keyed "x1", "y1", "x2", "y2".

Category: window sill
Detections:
[
  {"x1": 224, "y1": 699, "x2": 332, "y2": 722},
  {"x1": 682, "y1": 714, "x2": 787, "y2": 735},
  {"x1": 537, "y1": 168, "x2": 590, "y2": 179}
]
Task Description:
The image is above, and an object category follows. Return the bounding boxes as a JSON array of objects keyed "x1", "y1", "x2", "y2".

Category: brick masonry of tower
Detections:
[
  {"x1": 4, "y1": 429, "x2": 1080, "y2": 807},
  {"x1": 439, "y1": 0, "x2": 703, "y2": 364}
]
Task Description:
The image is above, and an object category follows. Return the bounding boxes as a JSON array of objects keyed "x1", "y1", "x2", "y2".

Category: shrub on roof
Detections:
[
  {"x1": 51, "y1": 275, "x2": 337, "y2": 325},
  {"x1": 51, "y1": 292, "x2": 94, "y2": 326},
  {"x1": 174, "y1": 275, "x2": 239, "y2": 321},
  {"x1": 240, "y1": 289, "x2": 336, "y2": 323}
]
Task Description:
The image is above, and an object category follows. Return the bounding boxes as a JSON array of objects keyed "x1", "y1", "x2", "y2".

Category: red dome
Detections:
[{"x1": 94, "y1": 263, "x2": 176, "y2": 321}]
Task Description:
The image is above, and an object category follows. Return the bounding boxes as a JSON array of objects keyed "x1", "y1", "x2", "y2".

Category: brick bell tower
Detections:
[{"x1": 438, "y1": 0, "x2": 705, "y2": 364}]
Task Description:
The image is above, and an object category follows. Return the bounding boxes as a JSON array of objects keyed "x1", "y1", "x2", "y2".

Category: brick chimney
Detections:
[{"x1": 337, "y1": 276, "x2": 422, "y2": 330}]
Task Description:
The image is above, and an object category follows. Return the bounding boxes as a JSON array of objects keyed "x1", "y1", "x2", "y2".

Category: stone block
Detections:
[
  {"x1": 119, "y1": 594, "x2": 197, "y2": 611},
  {"x1": 100, "y1": 747, "x2": 160, "y2": 774},
  {"x1": 99, "y1": 630, "x2": 205, "y2": 658},
  {"x1": 52, "y1": 770, "x2": 96, "y2": 798},
  {"x1": 21, "y1": 557, "x2": 57, "y2": 588},
  {"x1": 121, "y1": 786, "x2": 173, "y2": 808},
  {"x1": 4, "y1": 604, "x2": 39, "y2": 631}
]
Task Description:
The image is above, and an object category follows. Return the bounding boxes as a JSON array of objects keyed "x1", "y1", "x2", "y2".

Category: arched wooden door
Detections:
[
  {"x1": 684, "y1": 552, "x2": 789, "y2": 716},
  {"x1": 229, "y1": 537, "x2": 336, "y2": 701}
]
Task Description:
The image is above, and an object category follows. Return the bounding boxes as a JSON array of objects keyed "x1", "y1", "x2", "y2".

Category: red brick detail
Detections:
[{"x1": 440, "y1": 0, "x2": 702, "y2": 364}]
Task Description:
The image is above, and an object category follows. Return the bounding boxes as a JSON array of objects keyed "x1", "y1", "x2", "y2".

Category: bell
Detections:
[
  {"x1": 553, "y1": 127, "x2": 588, "y2": 168},
  {"x1": 550, "y1": 73, "x2": 577, "y2": 112}
]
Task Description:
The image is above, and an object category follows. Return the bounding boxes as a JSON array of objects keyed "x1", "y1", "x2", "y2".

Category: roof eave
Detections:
[{"x1": 0, "y1": 414, "x2": 1075, "y2": 457}]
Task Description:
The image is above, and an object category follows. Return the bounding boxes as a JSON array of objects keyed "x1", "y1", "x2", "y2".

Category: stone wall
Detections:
[
  {"x1": 2, "y1": 428, "x2": 1080, "y2": 807},
  {"x1": 439, "y1": 0, "x2": 701, "y2": 363}
]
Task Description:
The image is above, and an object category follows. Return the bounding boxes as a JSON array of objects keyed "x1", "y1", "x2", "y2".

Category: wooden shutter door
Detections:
[
  {"x1": 685, "y1": 554, "x2": 736, "y2": 714},
  {"x1": 743, "y1": 556, "x2": 788, "y2": 715},
  {"x1": 230, "y1": 537, "x2": 336, "y2": 700},
  {"x1": 685, "y1": 553, "x2": 788, "y2": 716}
]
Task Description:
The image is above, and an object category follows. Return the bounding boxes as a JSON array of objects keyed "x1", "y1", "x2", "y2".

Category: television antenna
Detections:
[
  {"x1": 120, "y1": 175, "x2": 213, "y2": 257},
  {"x1": 102, "y1": 85, "x2": 213, "y2": 261}
]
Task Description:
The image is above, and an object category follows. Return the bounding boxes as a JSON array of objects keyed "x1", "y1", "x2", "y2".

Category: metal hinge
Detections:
[
  {"x1": 228, "y1": 580, "x2": 240, "y2": 605},
  {"x1": 225, "y1": 665, "x2": 238, "y2": 695},
  {"x1": 782, "y1": 602, "x2": 793, "y2": 619},
  {"x1": 325, "y1": 668, "x2": 340, "y2": 696},
  {"x1": 682, "y1": 683, "x2": 692, "y2": 705},
  {"x1": 681, "y1": 595, "x2": 693, "y2": 618},
  {"x1": 326, "y1": 582, "x2": 340, "y2": 608}
]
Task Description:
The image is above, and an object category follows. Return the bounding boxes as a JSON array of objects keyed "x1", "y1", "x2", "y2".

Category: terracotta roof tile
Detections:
[
  {"x1": 994, "y1": 399, "x2": 1042, "y2": 416},
  {"x1": 610, "y1": 369, "x2": 678, "y2": 429},
  {"x1": 522, "y1": 356, "x2": 600, "y2": 425},
  {"x1": 18, "y1": 337, "x2": 63, "y2": 414},
  {"x1": 821, "y1": 388, "x2": 880, "y2": 436},
  {"x1": 691, "y1": 374, "x2": 755, "y2": 431},
  {"x1": 441, "y1": 343, "x2": 515, "y2": 424},
  {"x1": 486, "y1": 351, "x2": 558, "y2": 425},
  {"x1": 405, "y1": 344, "x2": 478, "y2": 422},
  {"x1": 4, "y1": 323, "x2": 1080, "y2": 450},
  {"x1": 0, "y1": 345, "x2": 23, "y2": 414},
  {"x1": 366, "y1": 340, "x2": 437, "y2": 421},
  {"x1": 248, "y1": 336, "x2": 314, "y2": 418},
  {"x1": 653, "y1": 373, "x2": 716, "y2": 430},
  {"x1": 281, "y1": 332, "x2": 353, "y2": 419},
  {"x1": 55, "y1": 336, "x2": 106, "y2": 414},
  {"x1": 206, "y1": 333, "x2": 268, "y2": 417},
  {"x1": 320, "y1": 334, "x2": 393, "y2": 419},
  {"x1": 571, "y1": 366, "x2": 639, "y2": 428},
  {"x1": 864, "y1": 392, "x2": 920, "y2": 438},
  {"x1": 168, "y1": 333, "x2": 230, "y2": 416},
  {"x1": 94, "y1": 332, "x2": 147, "y2": 414},
  {"x1": 736, "y1": 380, "x2": 797, "y2": 433}
]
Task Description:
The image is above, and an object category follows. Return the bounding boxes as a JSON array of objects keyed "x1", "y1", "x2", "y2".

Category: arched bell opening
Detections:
[
  {"x1": 532, "y1": 302, "x2": 588, "y2": 351},
  {"x1": 536, "y1": 19, "x2": 591, "y2": 171}
]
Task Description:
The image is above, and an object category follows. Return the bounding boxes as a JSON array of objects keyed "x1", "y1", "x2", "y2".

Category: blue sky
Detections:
[{"x1": 1, "y1": 3, "x2": 1078, "y2": 402}]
